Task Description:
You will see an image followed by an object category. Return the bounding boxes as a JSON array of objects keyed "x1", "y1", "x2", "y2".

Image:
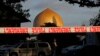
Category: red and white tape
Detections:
[{"x1": 0, "y1": 26, "x2": 100, "y2": 34}]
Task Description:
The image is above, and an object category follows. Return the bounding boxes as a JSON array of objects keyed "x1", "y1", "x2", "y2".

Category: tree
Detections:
[
  {"x1": 89, "y1": 10, "x2": 100, "y2": 44},
  {"x1": 90, "y1": 10, "x2": 100, "y2": 26},
  {"x1": 59, "y1": 0, "x2": 100, "y2": 7},
  {"x1": 40, "y1": 22, "x2": 57, "y2": 27},
  {"x1": 0, "y1": 0, "x2": 30, "y2": 45},
  {"x1": 0, "y1": 0, "x2": 30, "y2": 21}
]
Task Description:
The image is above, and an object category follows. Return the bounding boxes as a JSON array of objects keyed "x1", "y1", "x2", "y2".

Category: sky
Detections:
[{"x1": 21, "y1": 0, "x2": 100, "y2": 27}]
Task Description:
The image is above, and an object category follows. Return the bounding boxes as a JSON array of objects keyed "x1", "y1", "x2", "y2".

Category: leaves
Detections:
[
  {"x1": 5, "y1": 0, "x2": 26, "y2": 4},
  {"x1": 0, "y1": 0, "x2": 30, "y2": 22},
  {"x1": 60, "y1": 0, "x2": 100, "y2": 7},
  {"x1": 90, "y1": 10, "x2": 100, "y2": 26}
]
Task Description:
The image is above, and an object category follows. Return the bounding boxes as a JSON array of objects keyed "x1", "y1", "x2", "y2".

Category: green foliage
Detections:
[
  {"x1": 0, "y1": 0, "x2": 30, "y2": 21},
  {"x1": 90, "y1": 10, "x2": 100, "y2": 26},
  {"x1": 60, "y1": 0, "x2": 100, "y2": 7},
  {"x1": 41, "y1": 22, "x2": 57, "y2": 27}
]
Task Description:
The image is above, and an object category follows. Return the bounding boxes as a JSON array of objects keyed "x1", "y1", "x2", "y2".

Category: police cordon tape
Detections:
[{"x1": 0, "y1": 26, "x2": 100, "y2": 34}]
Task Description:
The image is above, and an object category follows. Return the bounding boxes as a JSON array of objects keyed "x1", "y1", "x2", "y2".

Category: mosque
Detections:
[
  {"x1": 33, "y1": 8, "x2": 85, "y2": 48},
  {"x1": 33, "y1": 8, "x2": 99, "y2": 48}
]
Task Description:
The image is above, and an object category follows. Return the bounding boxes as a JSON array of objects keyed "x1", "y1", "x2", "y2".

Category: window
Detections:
[
  {"x1": 19, "y1": 42, "x2": 35, "y2": 48},
  {"x1": 19, "y1": 43, "x2": 27, "y2": 48},
  {"x1": 38, "y1": 43, "x2": 48, "y2": 47},
  {"x1": 29, "y1": 43, "x2": 35, "y2": 48}
]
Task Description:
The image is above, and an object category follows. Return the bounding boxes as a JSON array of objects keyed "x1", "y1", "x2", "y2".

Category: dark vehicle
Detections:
[
  {"x1": 52, "y1": 45, "x2": 83, "y2": 56},
  {"x1": 52, "y1": 45, "x2": 100, "y2": 56}
]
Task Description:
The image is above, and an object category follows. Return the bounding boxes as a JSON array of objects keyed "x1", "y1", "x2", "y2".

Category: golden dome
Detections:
[{"x1": 33, "y1": 8, "x2": 64, "y2": 27}]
